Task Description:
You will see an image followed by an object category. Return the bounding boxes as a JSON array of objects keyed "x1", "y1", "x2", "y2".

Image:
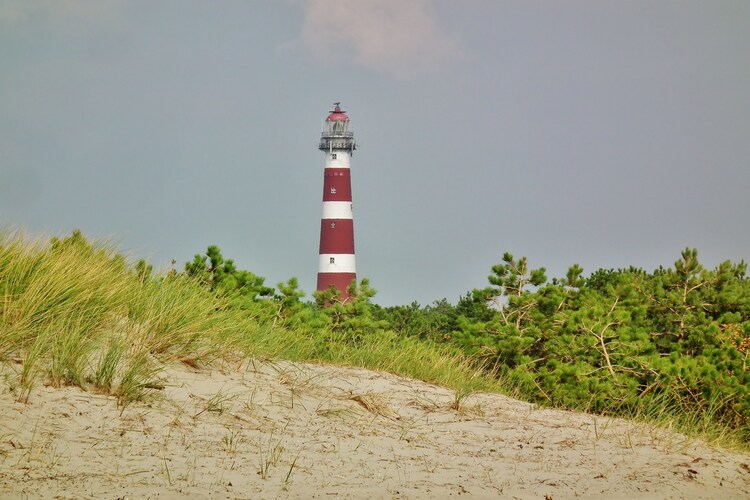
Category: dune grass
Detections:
[
  {"x1": 0, "y1": 231, "x2": 245, "y2": 402},
  {"x1": 0, "y1": 231, "x2": 495, "y2": 409}
]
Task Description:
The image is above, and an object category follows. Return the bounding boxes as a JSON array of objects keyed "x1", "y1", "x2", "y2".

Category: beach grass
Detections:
[{"x1": 0, "y1": 230, "x2": 495, "y2": 408}]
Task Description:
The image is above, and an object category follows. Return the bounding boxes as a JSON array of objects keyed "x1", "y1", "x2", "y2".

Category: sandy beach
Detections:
[{"x1": 1, "y1": 360, "x2": 749, "y2": 499}]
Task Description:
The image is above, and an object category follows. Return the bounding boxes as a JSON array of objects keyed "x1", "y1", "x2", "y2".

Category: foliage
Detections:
[
  {"x1": 185, "y1": 245, "x2": 274, "y2": 300},
  {"x1": 312, "y1": 279, "x2": 388, "y2": 339},
  {"x1": 446, "y1": 249, "x2": 750, "y2": 440}
]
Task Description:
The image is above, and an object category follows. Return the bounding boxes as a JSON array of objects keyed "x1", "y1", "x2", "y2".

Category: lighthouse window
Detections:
[
  {"x1": 330, "y1": 257, "x2": 335, "y2": 264},
  {"x1": 330, "y1": 187, "x2": 337, "y2": 194},
  {"x1": 331, "y1": 153, "x2": 337, "y2": 160},
  {"x1": 330, "y1": 222, "x2": 336, "y2": 229}
]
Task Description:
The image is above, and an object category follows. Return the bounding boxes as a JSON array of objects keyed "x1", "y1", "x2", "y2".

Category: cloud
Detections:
[{"x1": 295, "y1": 0, "x2": 464, "y2": 78}]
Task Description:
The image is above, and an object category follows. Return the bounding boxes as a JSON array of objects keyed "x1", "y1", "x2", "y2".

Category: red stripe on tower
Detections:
[{"x1": 317, "y1": 103, "x2": 357, "y2": 299}]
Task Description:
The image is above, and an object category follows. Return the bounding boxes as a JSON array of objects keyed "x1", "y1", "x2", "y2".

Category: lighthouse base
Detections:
[{"x1": 317, "y1": 273, "x2": 357, "y2": 301}]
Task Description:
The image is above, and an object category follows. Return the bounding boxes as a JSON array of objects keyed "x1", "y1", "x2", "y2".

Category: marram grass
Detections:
[
  {"x1": 0, "y1": 231, "x2": 497, "y2": 408},
  {"x1": 0, "y1": 231, "x2": 249, "y2": 404}
]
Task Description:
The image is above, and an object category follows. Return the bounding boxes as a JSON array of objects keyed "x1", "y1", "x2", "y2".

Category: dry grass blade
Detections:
[{"x1": 348, "y1": 392, "x2": 395, "y2": 419}]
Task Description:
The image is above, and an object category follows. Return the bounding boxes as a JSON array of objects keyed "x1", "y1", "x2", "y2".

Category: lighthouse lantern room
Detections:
[{"x1": 317, "y1": 103, "x2": 357, "y2": 299}]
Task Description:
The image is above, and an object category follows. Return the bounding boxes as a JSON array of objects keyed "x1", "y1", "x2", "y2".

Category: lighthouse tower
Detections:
[{"x1": 317, "y1": 103, "x2": 357, "y2": 298}]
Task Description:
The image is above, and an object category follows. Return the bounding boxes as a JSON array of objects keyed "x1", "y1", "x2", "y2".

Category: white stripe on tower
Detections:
[
  {"x1": 318, "y1": 254, "x2": 356, "y2": 273},
  {"x1": 325, "y1": 152, "x2": 350, "y2": 169},
  {"x1": 321, "y1": 201, "x2": 353, "y2": 220}
]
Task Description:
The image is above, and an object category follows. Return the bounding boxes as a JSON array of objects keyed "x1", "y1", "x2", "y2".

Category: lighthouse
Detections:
[{"x1": 317, "y1": 103, "x2": 357, "y2": 299}]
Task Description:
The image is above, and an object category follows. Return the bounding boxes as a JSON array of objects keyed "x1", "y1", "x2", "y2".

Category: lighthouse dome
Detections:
[{"x1": 326, "y1": 104, "x2": 349, "y2": 122}]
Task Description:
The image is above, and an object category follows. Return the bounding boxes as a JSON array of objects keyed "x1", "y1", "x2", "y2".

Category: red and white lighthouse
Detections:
[{"x1": 316, "y1": 103, "x2": 357, "y2": 298}]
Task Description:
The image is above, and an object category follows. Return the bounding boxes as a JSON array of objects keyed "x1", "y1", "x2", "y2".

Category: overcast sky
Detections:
[{"x1": 1, "y1": 1, "x2": 749, "y2": 306}]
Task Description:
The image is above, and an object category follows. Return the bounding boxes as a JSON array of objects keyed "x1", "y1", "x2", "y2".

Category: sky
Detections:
[{"x1": 1, "y1": 1, "x2": 749, "y2": 306}]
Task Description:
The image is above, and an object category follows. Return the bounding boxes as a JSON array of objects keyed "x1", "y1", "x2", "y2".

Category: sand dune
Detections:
[{"x1": 1, "y1": 360, "x2": 749, "y2": 499}]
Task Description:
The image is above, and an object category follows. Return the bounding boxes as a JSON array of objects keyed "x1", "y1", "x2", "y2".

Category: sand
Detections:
[{"x1": 1, "y1": 359, "x2": 749, "y2": 499}]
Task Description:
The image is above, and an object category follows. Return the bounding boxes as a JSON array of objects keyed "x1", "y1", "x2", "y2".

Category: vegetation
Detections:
[
  {"x1": 376, "y1": 250, "x2": 750, "y2": 444},
  {"x1": 1, "y1": 229, "x2": 748, "y2": 447},
  {"x1": 0, "y1": 230, "x2": 494, "y2": 411}
]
